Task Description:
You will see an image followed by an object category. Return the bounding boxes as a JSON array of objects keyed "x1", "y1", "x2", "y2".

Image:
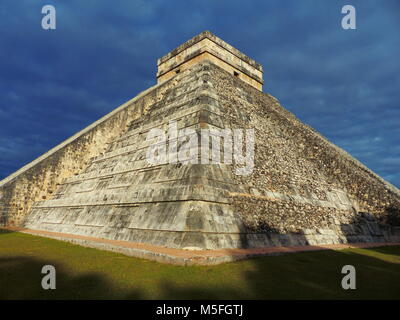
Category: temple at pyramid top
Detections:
[{"x1": 156, "y1": 31, "x2": 264, "y2": 91}]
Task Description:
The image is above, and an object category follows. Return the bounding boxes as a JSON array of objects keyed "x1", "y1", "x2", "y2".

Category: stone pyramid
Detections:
[{"x1": 1, "y1": 31, "x2": 400, "y2": 251}]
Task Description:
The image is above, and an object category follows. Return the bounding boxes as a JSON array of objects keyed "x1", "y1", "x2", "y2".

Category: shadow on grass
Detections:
[
  {"x1": 0, "y1": 228, "x2": 15, "y2": 236},
  {"x1": 156, "y1": 247, "x2": 400, "y2": 300},
  {"x1": 2, "y1": 246, "x2": 399, "y2": 300},
  {"x1": 1, "y1": 227, "x2": 400, "y2": 299},
  {"x1": 0, "y1": 256, "x2": 143, "y2": 300}
]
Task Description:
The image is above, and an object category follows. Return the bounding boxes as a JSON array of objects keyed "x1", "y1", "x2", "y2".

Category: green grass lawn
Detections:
[{"x1": 0, "y1": 228, "x2": 399, "y2": 300}]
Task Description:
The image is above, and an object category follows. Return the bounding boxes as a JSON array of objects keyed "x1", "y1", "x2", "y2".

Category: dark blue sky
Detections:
[{"x1": 0, "y1": 1, "x2": 399, "y2": 187}]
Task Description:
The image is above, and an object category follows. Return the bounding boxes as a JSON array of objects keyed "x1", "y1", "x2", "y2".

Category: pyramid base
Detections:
[{"x1": 4, "y1": 227, "x2": 400, "y2": 265}]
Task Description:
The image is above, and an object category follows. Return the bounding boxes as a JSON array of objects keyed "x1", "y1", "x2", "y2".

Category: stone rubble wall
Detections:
[{"x1": 206, "y1": 61, "x2": 400, "y2": 246}]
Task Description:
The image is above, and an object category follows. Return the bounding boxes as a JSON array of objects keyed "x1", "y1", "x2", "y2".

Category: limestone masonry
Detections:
[{"x1": 1, "y1": 31, "x2": 400, "y2": 253}]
